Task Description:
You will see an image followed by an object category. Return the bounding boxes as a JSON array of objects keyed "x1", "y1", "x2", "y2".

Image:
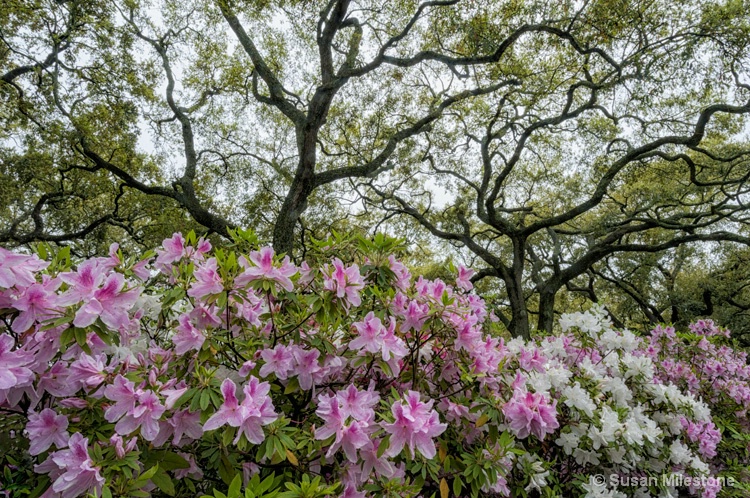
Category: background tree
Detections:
[
  {"x1": 358, "y1": 0, "x2": 750, "y2": 338},
  {"x1": 589, "y1": 244, "x2": 750, "y2": 344},
  {"x1": 2, "y1": 0, "x2": 526, "y2": 252}
]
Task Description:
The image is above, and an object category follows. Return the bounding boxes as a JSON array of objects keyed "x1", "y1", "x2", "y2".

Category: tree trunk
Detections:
[
  {"x1": 507, "y1": 237, "x2": 530, "y2": 339},
  {"x1": 537, "y1": 286, "x2": 557, "y2": 334},
  {"x1": 272, "y1": 122, "x2": 318, "y2": 254},
  {"x1": 507, "y1": 282, "x2": 530, "y2": 340}
]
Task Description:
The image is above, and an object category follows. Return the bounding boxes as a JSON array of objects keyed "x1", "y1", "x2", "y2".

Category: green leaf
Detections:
[
  {"x1": 219, "y1": 454, "x2": 236, "y2": 485},
  {"x1": 258, "y1": 473, "x2": 277, "y2": 494},
  {"x1": 223, "y1": 426, "x2": 235, "y2": 446},
  {"x1": 453, "y1": 476, "x2": 463, "y2": 496},
  {"x1": 200, "y1": 389, "x2": 211, "y2": 411},
  {"x1": 136, "y1": 464, "x2": 159, "y2": 484},
  {"x1": 151, "y1": 469, "x2": 176, "y2": 496},
  {"x1": 147, "y1": 451, "x2": 190, "y2": 471},
  {"x1": 73, "y1": 327, "x2": 88, "y2": 347},
  {"x1": 228, "y1": 473, "x2": 242, "y2": 498},
  {"x1": 377, "y1": 435, "x2": 390, "y2": 458},
  {"x1": 284, "y1": 377, "x2": 300, "y2": 394}
]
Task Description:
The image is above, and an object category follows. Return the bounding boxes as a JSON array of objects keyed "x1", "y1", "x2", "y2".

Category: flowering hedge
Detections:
[{"x1": 0, "y1": 232, "x2": 749, "y2": 498}]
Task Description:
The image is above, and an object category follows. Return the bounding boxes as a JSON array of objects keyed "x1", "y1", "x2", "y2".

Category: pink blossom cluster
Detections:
[
  {"x1": 382, "y1": 390, "x2": 447, "y2": 459},
  {"x1": 645, "y1": 322, "x2": 750, "y2": 415},
  {"x1": 681, "y1": 418, "x2": 721, "y2": 459},
  {"x1": 502, "y1": 389, "x2": 559, "y2": 440},
  {"x1": 258, "y1": 343, "x2": 343, "y2": 390},
  {"x1": 350, "y1": 312, "x2": 408, "y2": 367},
  {"x1": 203, "y1": 378, "x2": 278, "y2": 444},
  {"x1": 237, "y1": 247, "x2": 297, "y2": 292},
  {"x1": 155, "y1": 233, "x2": 211, "y2": 274},
  {"x1": 315, "y1": 385, "x2": 380, "y2": 462},
  {"x1": 34, "y1": 433, "x2": 104, "y2": 498},
  {"x1": 322, "y1": 257, "x2": 364, "y2": 309}
]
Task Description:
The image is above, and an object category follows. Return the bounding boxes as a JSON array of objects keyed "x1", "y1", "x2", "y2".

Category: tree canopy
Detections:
[{"x1": 2, "y1": 0, "x2": 750, "y2": 337}]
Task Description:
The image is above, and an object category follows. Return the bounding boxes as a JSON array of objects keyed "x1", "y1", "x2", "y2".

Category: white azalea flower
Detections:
[
  {"x1": 546, "y1": 364, "x2": 573, "y2": 390},
  {"x1": 574, "y1": 448, "x2": 601, "y2": 466},
  {"x1": 563, "y1": 382, "x2": 597, "y2": 418},
  {"x1": 669, "y1": 440, "x2": 692, "y2": 465},
  {"x1": 555, "y1": 430, "x2": 581, "y2": 455},
  {"x1": 601, "y1": 377, "x2": 632, "y2": 407}
]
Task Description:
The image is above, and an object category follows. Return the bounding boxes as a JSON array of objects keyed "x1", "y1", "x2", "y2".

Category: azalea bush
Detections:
[{"x1": 0, "y1": 231, "x2": 749, "y2": 498}]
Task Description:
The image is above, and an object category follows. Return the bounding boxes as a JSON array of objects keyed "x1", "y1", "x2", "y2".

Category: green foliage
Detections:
[{"x1": 201, "y1": 473, "x2": 284, "y2": 498}]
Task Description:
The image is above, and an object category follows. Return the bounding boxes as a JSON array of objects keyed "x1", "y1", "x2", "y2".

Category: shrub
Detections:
[{"x1": 0, "y1": 232, "x2": 748, "y2": 497}]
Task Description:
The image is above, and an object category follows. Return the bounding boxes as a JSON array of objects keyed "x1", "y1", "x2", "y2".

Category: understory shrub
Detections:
[{"x1": 0, "y1": 232, "x2": 748, "y2": 498}]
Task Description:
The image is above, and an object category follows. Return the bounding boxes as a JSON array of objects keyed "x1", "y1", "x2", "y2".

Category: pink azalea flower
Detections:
[
  {"x1": 11, "y1": 278, "x2": 61, "y2": 331},
  {"x1": 172, "y1": 313, "x2": 206, "y2": 355},
  {"x1": 415, "y1": 276, "x2": 449, "y2": 301},
  {"x1": 174, "y1": 452, "x2": 204, "y2": 480},
  {"x1": 0, "y1": 247, "x2": 48, "y2": 289},
  {"x1": 67, "y1": 353, "x2": 108, "y2": 390},
  {"x1": 322, "y1": 258, "x2": 364, "y2": 309},
  {"x1": 292, "y1": 347, "x2": 322, "y2": 390},
  {"x1": 114, "y1": 390, "x2": 166, "y2": 441},
  {"x1": 72, "y1": 272, "x2": 139, "y2": 330},
  {"x1": 450, "y1": 313, "x2": 481, "y2": 352},
  {"x1": 389, "y1": 292, "x2": 408, "y2": 315},
  {"x1": 203, "y1": 378, "x2": 277, "y2": 445},
  {"x1": 336, "y1": 384, "x2": 380, "y2": 420},
  {"x1": 103, "y1": 375, "x2": 139, "y2": 422},
  {"x1": 455, "y1": 265, "x2": 475, "y2": 292},
  {"x1": 37, "y1": 362, "x2": 78, "y2": 398},
  {"x1": 502, "y1": 390, "x2": 559, "y2": 440},
  {"x1": 204, "y1": 379, "x2": 244, "y2": 430},
  {"x1": 402, "y1": 300, "x2": 429, "y2": 332},
  {"x1": 681, "y1": 417, "x2": 721, "y2": 459},
  {"x1": 35, "y1": 433, "x2": 104, "y2": 498},
  {"x1": 188, "y1": 258, "x2": 224, "y2": 298},
  {"x1": 382, "y1": 391, "x2": 447, "y2": 459},
  {"x1": 236, "y1": 377, "x2": 278, "y2": 445},
  {"x1": 0, "y1": 334, "x2": 35, "y2": 390},
  {"x1": 380, "y1": 319, "x2": 408, "y2": 362},
  {"x1": 315, "y1": 393, "x2": 373, "y2": 462},
  {"x1": 350, "y1": 312, "x2": 385, "y2": 355},
  {"x1": 359, "y1": 439, "x2": 397, "y2": 479},
  {"x1": 340, "y1": 484, "x2": 367, "y2": 498},
  {"x1": 236, "y1": 247, "x2": 297, "y2": 292},
  {"x1": 161, "y1": 383, "x2": 189, "y2": 410},
  {"x1": 297, "y1": 261, "x2": 315, "y2": 286},
  {"x1": 194, "y1": 238, "x2": 212, "y2": 255},
  {"x1": 97, "y1": 243, "x2": 122, "y2": 271},
  {"x1": 168, "y1": 409, "x2": 203, "y2": 446},
  {"x1": 189, "y1": 304, "x2": 222, "y2": 329},
  {"x1": 58, "y1": 260, "x2": 105, "y2": 305},
  {"x1": 130, "y1": 258, "x2": 151, "y2": 281},
  {"x1": 58, "y1": 398, "x2": 89, "y2": 409},
  {"x1": 388, "y1": 255, "x2": 412, "y2": 292},
  {"x1": 470, "y1": 336, "x2": 507, "y2": 374},
  {"x1": 110, "y1": 434, "x2": 138, "y2": 459},
  {"x1": 155, "y1": 233, "x2": 186, "y2": 272},
  {"x1": 350, "y1": 312, "x2": 407, "y2": 362},
  {"x1": 259, "y1": 344, "x2": 295, "y2": 380},
  {"x1": 25, "y1": 409, "x2": 69, "y2": 455},
  {"x1": 437, "y1": 399, "x2": 472, "y2": 423},
  {"x1": 239, "y1": 360, "x2": 257, "y2": 377},
  {"x1": 519, "y1": 347, "x2": 546, "y2": 372},
  {"x1": 340, "y1": 421, "x2": 373, "y2": 462},
  {"x1": 232, "y1": 292, "x2": 264, "y2": 328}
]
